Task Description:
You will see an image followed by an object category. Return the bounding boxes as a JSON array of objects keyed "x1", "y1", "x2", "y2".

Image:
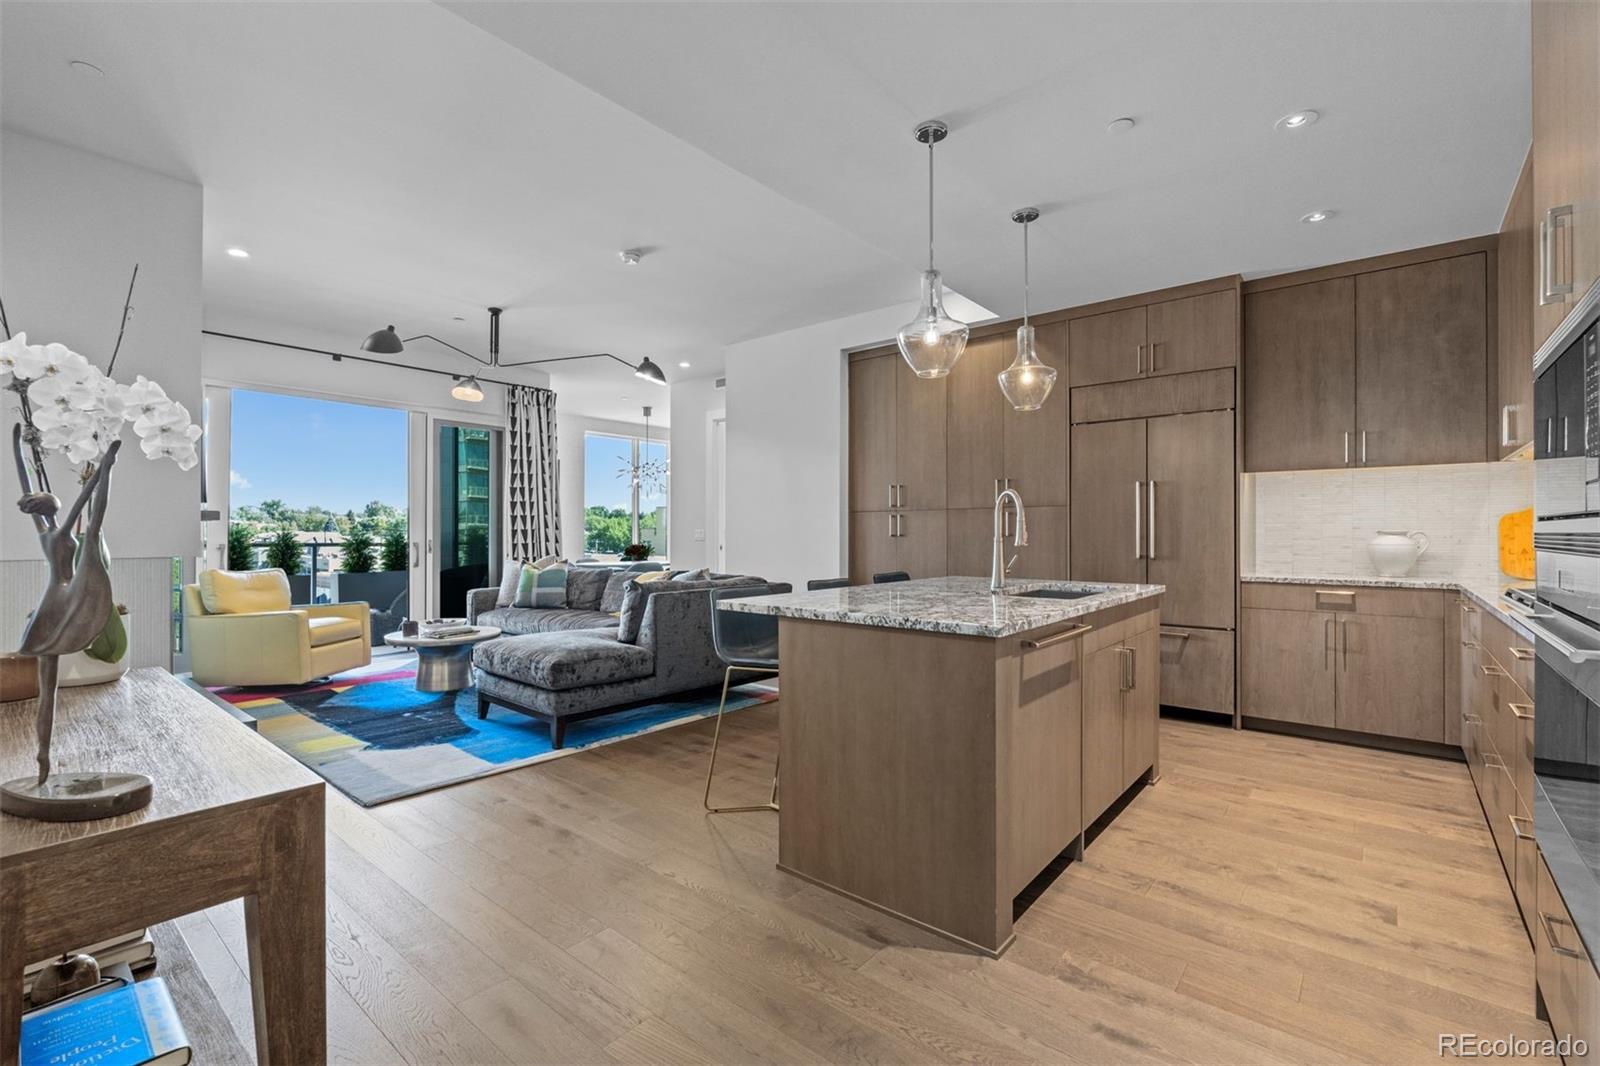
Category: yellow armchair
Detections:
[{"x1": 183, "y1": 569, "x2": 372, "y2": 687}]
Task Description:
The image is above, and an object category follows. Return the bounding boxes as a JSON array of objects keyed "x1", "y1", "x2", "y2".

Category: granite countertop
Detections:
[
  {"x1": 721, "y1": 576, "x2": 1164, "y2": 639},
  {"x1": 1242, "y1": 573, "x2": 1537, "y2": 641}
]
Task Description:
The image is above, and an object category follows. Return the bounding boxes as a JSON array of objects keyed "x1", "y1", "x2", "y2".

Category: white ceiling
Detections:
[{"x1": 2, "y1": 2, "x2": 1531, "y2": 424}]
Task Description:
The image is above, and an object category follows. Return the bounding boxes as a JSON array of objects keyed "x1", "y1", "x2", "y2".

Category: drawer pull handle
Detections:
[
  {"x1": 1461, "y1": 640, "x2": 1480, "y2": 649},
  {"x1": 1539, "y1": 911, "x2": 1587, "y2": 960},
  {"x1": 1161, "y1": 629, "x2": 1194, "y2": 641},
  {"x1": 1480, "y1": 664, "x2": 1508, "y2": 678},
  {"x1": 1510, "y1": 647, "x2": 1534, "y2": 662},
  {"x1": 1461, "y1": 602, "x2": 1478, "y2": 614},
  {"x1": 1483, "y1": 752, "x2": 1505, "y2": 770},
  {"x1": 1462, "y1": 713, "x2": 1481, "y2": 724},
  {"x1": 1509, "y1": 815, "x2": 1536, "y2": 842},
  {"x1": 1509, "y1": 703, "x2": 1534, "y2": 721},
  {"x1": 1022, "y1": 624, "x2": 1092, "y2": 650}
]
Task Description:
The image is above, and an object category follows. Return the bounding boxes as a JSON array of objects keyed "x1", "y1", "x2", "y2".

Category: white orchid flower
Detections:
[
  {"x1": 118, "y1": 375, "x2": 169, "y2": 416},
  {"x1": 0, "y1": 332, "x2": 28, "y2": 385}
]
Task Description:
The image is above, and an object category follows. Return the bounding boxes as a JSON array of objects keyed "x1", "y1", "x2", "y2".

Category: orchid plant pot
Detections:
[{"x1": 59, "y1": 612, "x2": 131, "y2": 688}]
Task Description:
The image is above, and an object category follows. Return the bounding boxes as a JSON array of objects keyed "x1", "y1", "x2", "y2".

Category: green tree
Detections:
[
  {"x1": 226, "y1": 524, "x2": 257, "y2": 571},
  {"x1": 584, "y1": 506, "x2": 632, "y2": 555},
  {"x1": 259, "y1": 499, "x2": 292, "y2": 525},
  {"x1": 342, "y1": 526, "x2": 376, "y2": 573},
  {"x1": 380, "y1": 526, "x2": 409, "y2": 572},
  {"x1": 265, "y1": 528, "x2": 303, "y2": 575}
]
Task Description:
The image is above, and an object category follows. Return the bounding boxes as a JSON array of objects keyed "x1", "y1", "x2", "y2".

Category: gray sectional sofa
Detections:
[{"x1": 465, "y1": 572, "x2": 767, "y2": 747}]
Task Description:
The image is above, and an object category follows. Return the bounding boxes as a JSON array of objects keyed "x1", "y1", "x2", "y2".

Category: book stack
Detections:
[
  {"x1": 21, "y1": 969, "x2": 191, "y2": 1066},
  {"x1": 419, "y1": 623, "x2": 475, "y2": 639},
  {"x1": 25, "y1": 931, "x2": 155, "y2": 1000}
]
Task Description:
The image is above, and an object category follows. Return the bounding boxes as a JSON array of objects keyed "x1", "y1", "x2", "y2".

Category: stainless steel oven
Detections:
[{"x1": 1535, "y1": 323, "x2": 1600, "y2": 628}]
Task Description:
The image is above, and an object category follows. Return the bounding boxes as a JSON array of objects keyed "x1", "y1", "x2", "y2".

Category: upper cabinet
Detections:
[
  {"x1": 1242, "y1": 246, "x2": 1492, "y2": 471},
  {"x1": 945, "y1": 323, "x2": 1069, "y2": 510},
  {"x1": 1532, "y1": 0, "x2": 1600, "y2": 349},
  {"x1": 847, "y1": 352, "x2": 947, "y2": 513},
  {"x1": 1068, "y1": 288, "x2": 1237, "y2": 388},
  {"x1": 1499, "y1": 150, "x2": 1537, "y2": 457}
]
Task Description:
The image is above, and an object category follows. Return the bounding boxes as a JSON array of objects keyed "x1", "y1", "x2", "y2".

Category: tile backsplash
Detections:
[{"x1": 1242, "y1": 461, "x2": 1533, "y2": 584}]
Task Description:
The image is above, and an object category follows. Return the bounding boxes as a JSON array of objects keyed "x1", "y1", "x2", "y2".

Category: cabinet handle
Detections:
[
  {"x1": 1135, "y1": 343, "x2": 1144, "y2": 375},
  {"x1": 1021, "y1": 623, "x2": 1092, "y2": 650},
  {"x1": 1325, "y1": 617, "x2": 1334, "y2": 669},
  {"x1": 1460, "y1": 602, "x2": 1478, "y2": 614},
  {"x1": 1550, "y1": 204, "x2": 1576, "y2": 300},
  {"x1": 1509, "y1": 702, "x2": 1534, "y2": 720},
  {"x1": 1547, "y1": 417, "x2": 1555, "y2": 455},
  {"x1": 1134, "y1": 480, "x2": 1144, "y2": 560},
  {"x1": 897, "y1": 483, "x2": 905, "y2": 508},
  {"x1": 1509, "y1": 814, "x2": 1535, "y2": 842},
  {"x1": 1483, "y1": 751, "x2": 1505, "y2": 770},
  {"x1": 1463, "y1": 713, "x2": 1481, "y2": 724},
  {"x1": 1510, "y1": 647, "x2": 1534, "y2": 661},
  {"x1": 1341, "y1": 618, "x2": 1350, "y2": 670},
  {"x1": 1564, "y1": 417, "x2": 1570, "y2": 454},
  {"x1": 1360, "y1": 430, "x2": 1368, "y2": 465},
  {"x1": 1539, "y1": 911, "x2": 1586, "y2": 959},
  {"x1": 1120, "y1": 646, "x2": 1134, "y2": 691},
  {"x1": 1480, "y1": 664, "x2": 1507, "y2": 678},
  {"x1": 1501, "y1": 405, "x2": 1513, "y2": 448},
  {"x1": 1462, "y1": 639, "x2": 1480, "y2": 649},
  {"x1": 1149, "y1": 341, "x2": 1160, "y2": 373},
  {"x1": 1147, "y1": 481, "x2": 1157, "y2": 561},
  {"x1": 1344, "y1": 431, "x2": 1351, "y2": 466}
]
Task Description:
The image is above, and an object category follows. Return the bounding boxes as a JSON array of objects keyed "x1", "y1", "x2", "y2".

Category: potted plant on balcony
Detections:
[{"x1": 264, "y1": 527, "x2": 310, "y2": 603}]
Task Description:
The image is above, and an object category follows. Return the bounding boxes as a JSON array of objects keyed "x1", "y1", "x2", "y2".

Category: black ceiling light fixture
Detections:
[{"x1": 360, "y1": 309, "x2": 667, "y2": 396}]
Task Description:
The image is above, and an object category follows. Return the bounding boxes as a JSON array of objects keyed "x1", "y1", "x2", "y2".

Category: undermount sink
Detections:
[{"x1": 1010, "y1": 587, "x2": 1100, "y2": 601}]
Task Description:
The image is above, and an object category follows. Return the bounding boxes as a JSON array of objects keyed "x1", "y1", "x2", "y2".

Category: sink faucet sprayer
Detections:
[{"x1": 991, "y1": 488, "x2": 1028, "y2": 593}]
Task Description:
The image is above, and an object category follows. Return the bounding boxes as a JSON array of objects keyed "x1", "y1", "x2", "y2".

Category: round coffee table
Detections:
[{"x1": 384, "y1": 626, "x2": 502, "y2": 693}]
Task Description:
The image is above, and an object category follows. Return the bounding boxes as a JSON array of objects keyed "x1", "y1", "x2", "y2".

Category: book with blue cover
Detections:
[{"x1": 21, "y1": 978, "x2": 191, "y2": 1066}]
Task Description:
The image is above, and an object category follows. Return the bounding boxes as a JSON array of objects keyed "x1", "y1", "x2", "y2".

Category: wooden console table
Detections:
[{"x1": 0, "y1": 669, "x2": 325, "y2": 1065}]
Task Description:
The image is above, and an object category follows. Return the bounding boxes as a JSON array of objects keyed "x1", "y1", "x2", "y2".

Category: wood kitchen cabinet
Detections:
[
  {"x1": 1081, "y1": 612, "x2": 1160, "y2": 827},
  {"x1": 1069, "y1": 289, "x2": 1236, "y2": 388},
  {"x1": 1532, "y1": 0, "x2": 1600, "y2": 349},
  {"x1": 945, "y1": 325, "x2": 1068, "y2": 510},
  {"x1": 847, "y1": 352, "x2": 946, "y2": 513},
  {"x1": 1005, "y1": 623, "x2": 1083, "y2": 897},
  {"x1": 1069, "y1": 419, "x2": 1146, "y2": 587},
  {"x1": 1499, "y1": 149, "x2": 1537, "y2": 457},
  {"x1": 1240, "y1": 584, "x2": 1445, "y2": 742},
  {"x1": 847, "y1": 509, "x2": 947, "y2": 585},
  {"x1": 1242, "y1": 247, "x2": 1492, "y2": 470}
]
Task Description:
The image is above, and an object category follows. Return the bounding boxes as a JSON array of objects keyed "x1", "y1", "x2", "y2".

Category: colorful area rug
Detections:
[{"x1": 199, "y1": 657, "x2": 777, "y2": 807}]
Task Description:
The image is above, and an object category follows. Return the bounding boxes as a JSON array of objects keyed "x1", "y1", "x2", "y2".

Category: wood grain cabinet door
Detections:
[
  {"x1": 1354, "y1": 254, "x2": 1489, "y2": 467},
  {"x1": 945, "y1": 335, "x2": 1008, "y2": 509},
  {"x1": 1146, "y1": 290, "x2": 1237, "y2": 378},
  {"x1": 1081, "y1": 642, "x2": 1126, "y2": 825},
  {"x1": 1070, "y1": 419, "x2": 1147, "y2": 586},
  {"x1": 1240, "y1": 608, "x2": 1336, "y2": 728},
  {"x1": 894, "y1": 510, "x2": 948, "y2": 580},
  {"x1": 945, "y1": 508, "x2": 991, "y2": 579},
  {"x1": 1005, "y1": 634, "x2": 1083, "y2": 896},
  {"x1": 1010, "y1": 506, "x2": 1068, "y2": 581},
  {"x1": 1002, "y1": 321, "x2": 1070, "y2": 507},
  {"x1": 1498, "y1": 152, "x2": 1537, "y2": 458},
  {"x1": 1333, "y1": 613, "x2": 1445, "y2": 742},
  {"x1": 1145, "y1": 410, "x2": 1235, "y2": 629},
  {"x1": 895, "y1": 358, "x2": 947, "y2": 510},
  {"x1": 848, "y1": 511, "x2": 898, "y2": 585},
  {"x1": 848, "y1": 355, "x2": 897, "y2": 512},
  {"x1": 1121, "y1": 627, "x2": 1160, "y2": 789},
  {"x1": 1243, "y1": 278, "x2": 1356, "y2": 472},
  {"x1": 1068, "y1": 305, "x2": 1147, "y2": 388}
]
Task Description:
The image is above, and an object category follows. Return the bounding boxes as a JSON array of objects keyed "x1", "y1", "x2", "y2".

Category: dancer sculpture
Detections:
[{"x1": 11, "y1": 424, "x2": 120, "y2": 784}]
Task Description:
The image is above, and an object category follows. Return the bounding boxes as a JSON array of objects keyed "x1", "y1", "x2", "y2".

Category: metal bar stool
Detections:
[
  {"x1": 806, "y1": 577, "x2": 849, "y2": 590},
  {"x1": 704, "y1": 583, "x2": 789, "y2": 814},
  {"x1": 872, "y1": 570, "x2": 910, "y2": 583}
]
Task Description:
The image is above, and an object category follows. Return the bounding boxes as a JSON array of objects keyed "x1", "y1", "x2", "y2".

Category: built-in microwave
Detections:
[{"x1": 1535, "y1": 324, "x2": 1600, "y2": 631}]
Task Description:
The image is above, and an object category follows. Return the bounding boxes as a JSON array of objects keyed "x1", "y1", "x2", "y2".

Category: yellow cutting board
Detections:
[{"x1": 1499, "y1": 507, "x2": 1534, "y2": 580}]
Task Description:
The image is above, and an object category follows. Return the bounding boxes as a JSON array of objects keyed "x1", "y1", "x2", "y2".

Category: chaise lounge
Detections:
[{"x1": 466, "y1": 572, "x2": 770, "y2": 747}]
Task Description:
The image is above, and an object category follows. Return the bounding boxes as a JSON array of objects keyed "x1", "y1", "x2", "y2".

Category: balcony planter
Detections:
[
  {"x1": 331, "y1": 571, "x2": 407, "y2": 612},
  {"x1": 287, "y1": 573, "x2": 314, "y2": 605}
]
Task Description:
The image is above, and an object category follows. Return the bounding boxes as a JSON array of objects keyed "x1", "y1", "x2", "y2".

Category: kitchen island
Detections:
[{"x1": 723, "y1": 576, "x2": 1164, "y2": 956}]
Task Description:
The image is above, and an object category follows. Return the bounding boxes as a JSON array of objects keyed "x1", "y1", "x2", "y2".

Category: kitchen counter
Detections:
[
  {"x1": 1241, "y1": 574, "x2": 1536, "y2": 641},
  {"x1": 723, "y1": 575, "x2": 1165, "y2": 639},
  {"x1": 757, "y1": 576, "x2": 1164, "y2": 955}
]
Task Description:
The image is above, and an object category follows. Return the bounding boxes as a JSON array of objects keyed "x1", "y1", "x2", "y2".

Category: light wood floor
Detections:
[{"x1": 172, "y1": 706, "x2": 1556, "y2": 1065}]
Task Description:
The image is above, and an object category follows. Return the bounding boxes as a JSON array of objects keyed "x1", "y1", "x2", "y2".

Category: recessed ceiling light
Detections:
[
  {"x1": 1106, "y1": 117, "x2": 1136, "y2": 134},
  {"x1": 225, "y1": 247, "x2": 250, "y2": 258},
  {"x1": 1275, "y1": 109, "x2": 1320, "y2": 131},
  {"x1": 452, "y1": 315, "x2": 466, "y2": 322},
  {"x1": 619, "y1": 249, "x2": 643, "y2": 266},
  {"x1": 678, "y1": 361, "x2": 691, "y2": 368},
  {"x1": 68, "y1": 59, "x2": 105, "y2": 77},
  {"x1": 1300, "y1": 210, "x2": 1334, "y2": 224}
]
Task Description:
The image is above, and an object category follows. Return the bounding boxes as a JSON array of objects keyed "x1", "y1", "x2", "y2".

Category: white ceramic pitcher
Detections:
[{"x1": 1367, "y1": 530, "x2": 1430, "y2": 577}]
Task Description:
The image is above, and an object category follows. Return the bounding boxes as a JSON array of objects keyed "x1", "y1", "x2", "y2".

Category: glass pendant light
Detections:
[
  {"x1": 997, "y1": 207, "x2": 1057, "y2": 412},
  {"x1": 896, "y1": 120, "x2": 968, "y2": 378}
]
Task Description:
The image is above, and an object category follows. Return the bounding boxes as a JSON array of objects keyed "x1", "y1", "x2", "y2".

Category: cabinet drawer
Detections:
[
  {"x1": 1158, "y1": 626, "x2": 1234, "y2": 715},
  {"x1": 1241, "y1": 582, "x2": 1445, "y2": 619},
  {"x1": 1484, "y1": 759, "x2": 1514, "y2": 873},
  {"x1": 1510, "y1": 799, "x2": 1538, "y2": 940},
  {"x1": 1457, "y1": 595, "x2": 1484, "y2": 646},
  {"x1": 1536, "y1": 856, "x2": 1600, "y2": 1058},
  {"x1": 1481, "y1": 607, "x2": 1536, "y2": 699}
]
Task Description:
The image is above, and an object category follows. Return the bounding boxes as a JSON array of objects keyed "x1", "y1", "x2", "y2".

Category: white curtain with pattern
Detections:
[{"x1": 505, "y1": 385, "x2": 561, "y2": 560}]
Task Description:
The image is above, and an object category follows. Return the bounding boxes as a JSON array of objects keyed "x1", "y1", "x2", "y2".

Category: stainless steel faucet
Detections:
[{"x1": 990, "y1": 487, "x2": 1028, "y2": 593}]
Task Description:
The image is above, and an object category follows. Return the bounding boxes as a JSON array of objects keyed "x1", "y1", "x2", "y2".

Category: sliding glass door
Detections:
[{"x1": 435, "y1": 423, "x2": 500, "y2": 618}]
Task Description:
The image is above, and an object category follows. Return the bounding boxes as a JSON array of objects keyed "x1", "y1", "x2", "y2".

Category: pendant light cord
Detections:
[
  {"x1": 927, "y1": 139, "x2": 935, "y2": 272},
  {"x1": 1022, "y1": 219, "x2": 1031, "y2": 324}
]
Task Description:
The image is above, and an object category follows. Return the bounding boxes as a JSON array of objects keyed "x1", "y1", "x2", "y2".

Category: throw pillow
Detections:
[
  {"x1": 599, "y1": 571, "x2": 634, "y2": 614},
  {"x1": 616, "y1": 579, "x2": 670, "y2": 644},
  {"x1": 672, "y1": 567, "x2": 710, "y2": 582},
  {"x1": 494, "y1": 557, "x2": 523, "y2": 607},
  {"x1": 513, "y1": 559, "x2": 569, "y2": 608},
  {"x1": 565, "y1": 567, "x2": 611, "y2": 611}
]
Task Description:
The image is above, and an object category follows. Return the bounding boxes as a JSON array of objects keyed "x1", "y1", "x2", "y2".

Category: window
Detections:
[{"x1": 583, "y1": 431, "x2": 669, "y2": 559}]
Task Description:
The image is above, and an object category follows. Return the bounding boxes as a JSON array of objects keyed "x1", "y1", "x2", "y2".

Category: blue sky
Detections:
[
  {"x1": 583, "y1": 432, "x2": 667, "y2": 511},
  {"x1": 229, "y1": 389, "x2": 408, "y2": 513}
]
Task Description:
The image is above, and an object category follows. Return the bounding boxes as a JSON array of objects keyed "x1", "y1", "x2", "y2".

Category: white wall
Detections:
[
  {"x1": 668, "y1": 375, "x2": 724, "y2": 571},
  {"x1": 1, "y1": 130, "x2": 203, "y2": 560},
  {"x1": 721, "y1": 304, "x2": 911, "y2": 588}
]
